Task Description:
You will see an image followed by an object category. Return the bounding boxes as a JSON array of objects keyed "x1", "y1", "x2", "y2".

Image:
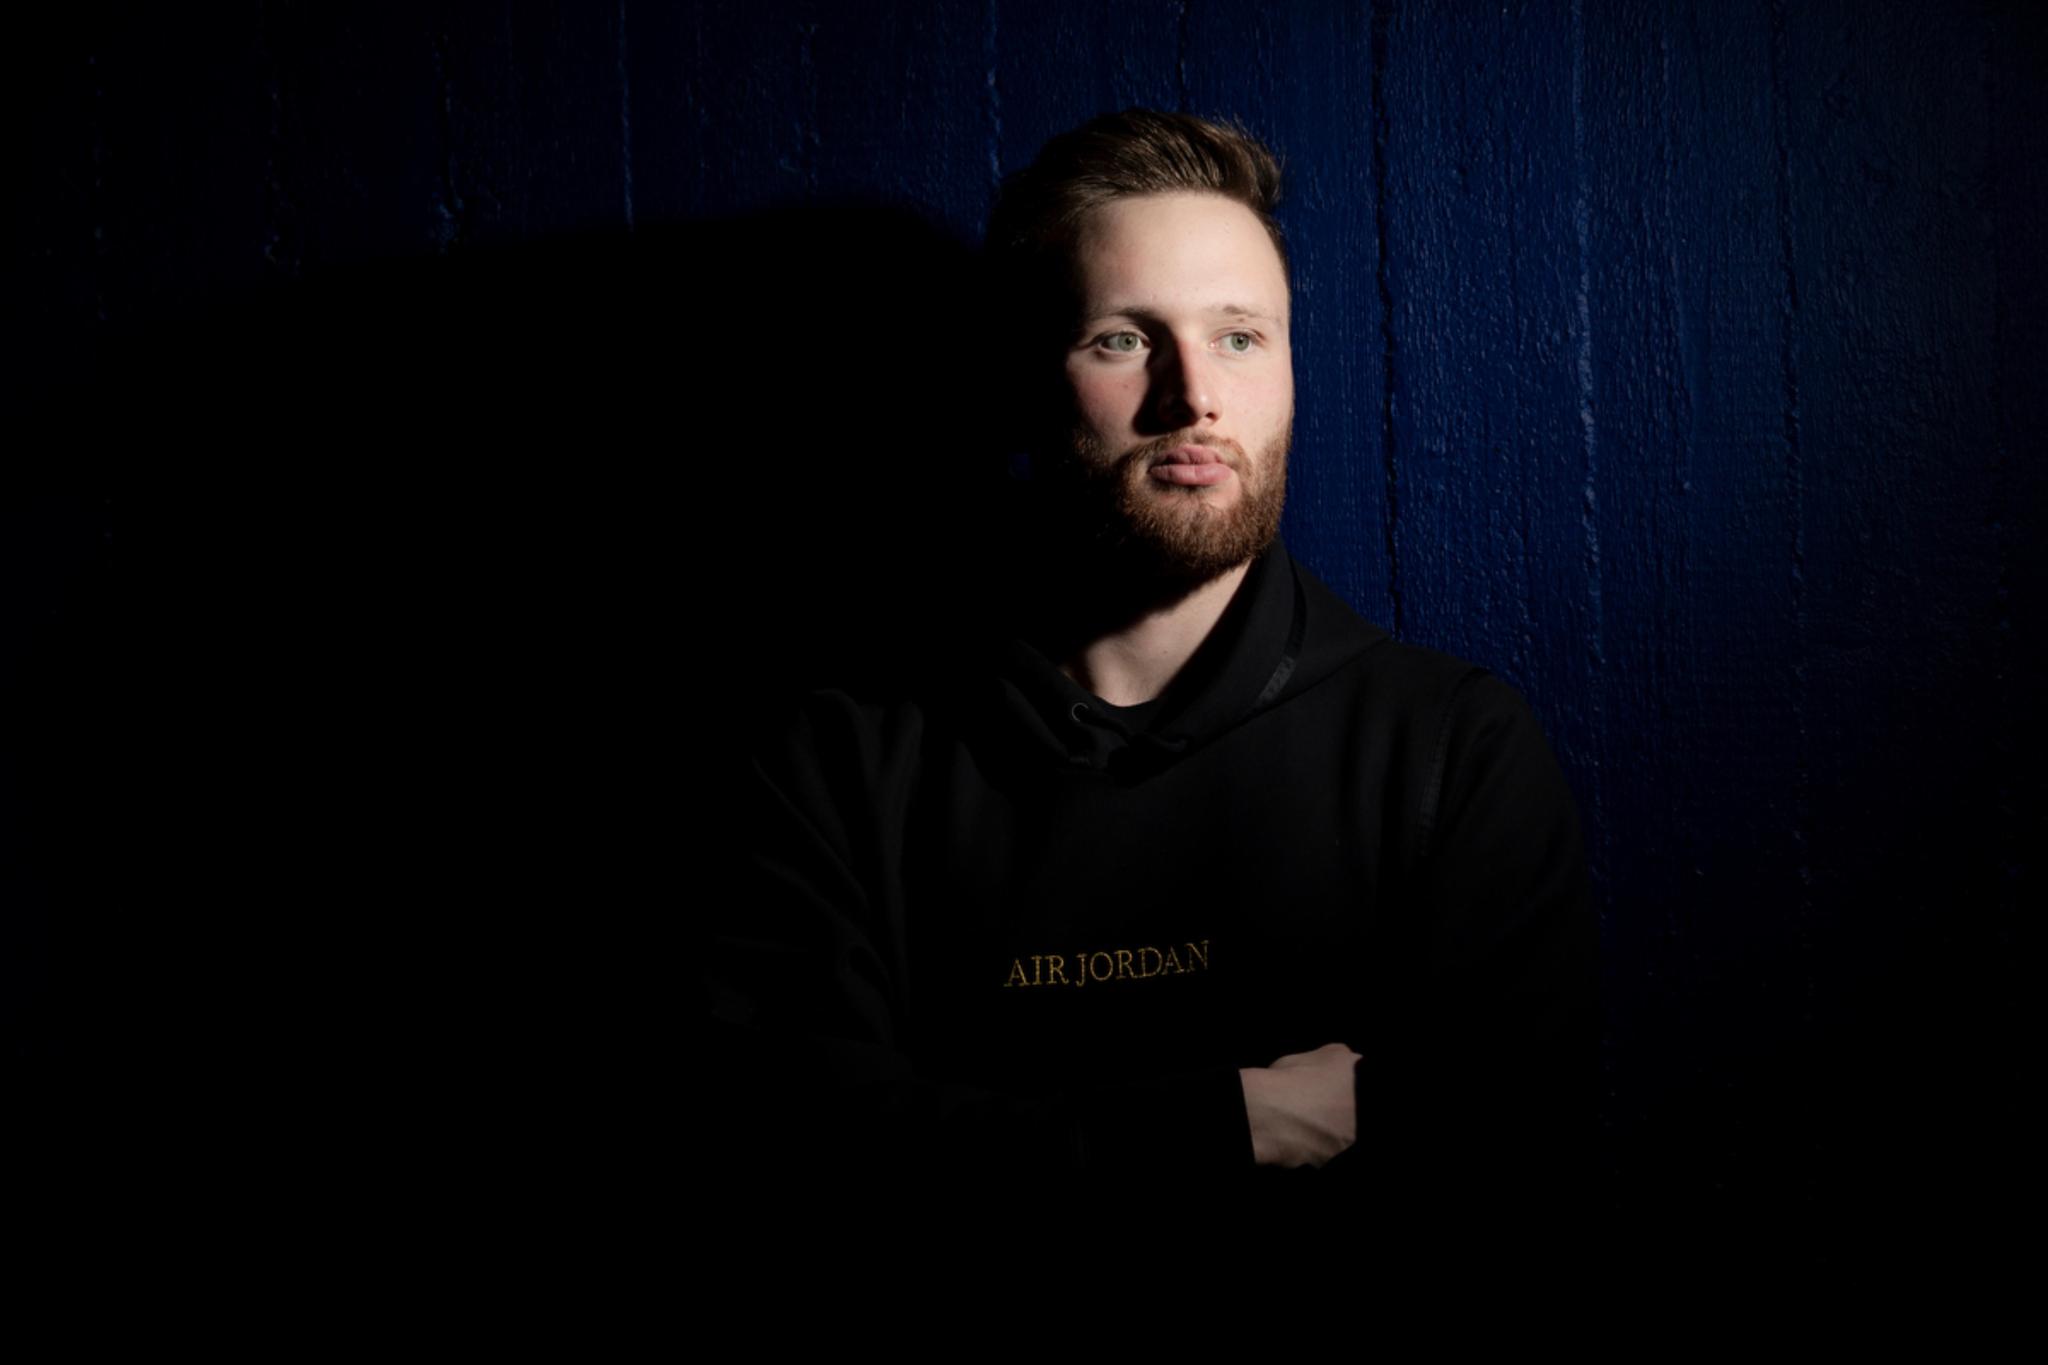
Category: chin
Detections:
[{"x1": 1113, "y1": 478, "x2": 1284, "y2": 586}]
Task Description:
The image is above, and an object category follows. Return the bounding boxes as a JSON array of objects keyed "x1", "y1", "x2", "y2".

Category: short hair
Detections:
[{"x1": 985, "y1": 109, "x2": 1289, "y2": 339}]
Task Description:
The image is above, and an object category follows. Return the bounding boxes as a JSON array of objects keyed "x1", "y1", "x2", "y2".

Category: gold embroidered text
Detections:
[{"x1": 1001, "y1": 940, "x2": 1210, "y2": 989}]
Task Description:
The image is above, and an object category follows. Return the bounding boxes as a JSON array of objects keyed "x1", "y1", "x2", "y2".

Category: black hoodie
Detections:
[{"x1": 709, "y1": 538, "x2": 1595, "y2": 1207}]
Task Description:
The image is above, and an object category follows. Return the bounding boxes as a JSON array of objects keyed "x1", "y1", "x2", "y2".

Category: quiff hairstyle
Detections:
[{"x1": 984, "y1": 108, "x2": 1289, "y2": 346}]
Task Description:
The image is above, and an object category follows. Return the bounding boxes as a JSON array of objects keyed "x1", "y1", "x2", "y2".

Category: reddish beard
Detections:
[{"x1": 1053, "y1": 419, "x2": 1292, "y2": 587}]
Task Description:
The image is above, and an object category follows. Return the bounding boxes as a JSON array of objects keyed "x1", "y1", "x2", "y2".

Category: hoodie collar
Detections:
[{"x1": 990, "y1": 538, "x2": 1305, "y2": 774}]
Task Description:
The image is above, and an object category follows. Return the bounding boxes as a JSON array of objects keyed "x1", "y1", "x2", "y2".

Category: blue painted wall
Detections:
[{"x1": 9, "y1": 2, "x2": 2039, "y2": 1232}]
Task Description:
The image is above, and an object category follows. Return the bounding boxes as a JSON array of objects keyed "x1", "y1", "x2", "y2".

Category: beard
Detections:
[{"x1": 1043, "y1": 416, "x2": 1292, "y2": 591}]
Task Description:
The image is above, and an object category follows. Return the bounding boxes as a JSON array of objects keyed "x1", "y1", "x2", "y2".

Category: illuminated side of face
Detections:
[{"x1": 1057, "y1": 190, "x2": 1294, "y2": 582}]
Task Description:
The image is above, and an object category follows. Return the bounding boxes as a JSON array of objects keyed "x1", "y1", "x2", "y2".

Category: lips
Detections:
[{"x1": 1146, "y1": 441, "x2": 1240, "y2": 487}]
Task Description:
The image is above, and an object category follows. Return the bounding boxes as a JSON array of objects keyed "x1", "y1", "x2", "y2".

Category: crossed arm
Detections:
[
  {"x1": 1240, "y1": 1042, "x2": 1361, "y2": 1168},
  {"x1": 717, "y1": 676, "x2": 1592, "y2": 1183}
]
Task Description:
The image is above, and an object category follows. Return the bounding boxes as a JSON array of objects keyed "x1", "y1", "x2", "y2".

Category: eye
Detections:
[
  {"x1": 1220, "y1": 331, "x2": 1258, "y2": 354},
  {"x1": 1097, "y1": 331, "x2": 1146, "y2": 355}
]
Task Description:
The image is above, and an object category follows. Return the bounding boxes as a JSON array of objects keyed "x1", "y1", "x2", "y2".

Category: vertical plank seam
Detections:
[
  {"x1": 618, "y1": 0, "x2": 635, "y2": 230},
  {"x1": 1665, "y1": 6, "x2": 1703, "y2": 757},
  {"x1": 258, "y1": 4, "x2": 297, "y2": 277},
  {"x1": 431, "y1": 25, "x2": 467, "y2": 252},
  {"x1": 1981, "y1": 10, "x2": 2013, "y2": 924},
  {"x1": 1175, "y1": 0, "x2": 1190, "y2": 110},
  {"x1": 1369, "y1": 0, "x2": 1403, "y2": 640},
  {"x1": 796, "y1": 16, "x2": 819, "y2": 195},
  {"x1": 89, "y1": 45, "x2": 107, "y2": 323},
  {"x1": 1767, "y1": 0, "x2": 1813, "y2": 948},
  {"x1": 690, "y1": 6, "x2": 707, "y2": 214},
  {"x1": 1502, "y1": 99, "x2": 1534, "y2": 683},
  {"x1": 1570, "y1": 0, "x2": 1604, "y2": 673},
  {"x1": 1662, "y1": 2, "x2": 1700, "y2": 960},
  {"x1": 984, "y1": 0, "x2": 1002, "y2": 199},
  {"x1": 1571, "y1": 0, "x2": 1611, "y2": 915}
]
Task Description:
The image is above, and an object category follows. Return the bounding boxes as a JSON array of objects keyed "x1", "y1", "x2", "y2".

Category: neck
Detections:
[{"x1": 1051, "y1": 559, "x2": 1253, "y2": 706}]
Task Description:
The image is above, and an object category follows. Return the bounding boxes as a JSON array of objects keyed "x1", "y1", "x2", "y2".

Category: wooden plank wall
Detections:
[{"x1": 7, "y1": 1, "x2": 2039, "y2": 1230}]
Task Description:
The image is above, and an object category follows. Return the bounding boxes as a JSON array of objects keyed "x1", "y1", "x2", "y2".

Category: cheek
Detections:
[
  {"x1": 1257, "y1": 369, "x2": 1295, "y2": 423},
  {"x1": 1066, "y1": 369, "x2": 1139, "y2": 434}
]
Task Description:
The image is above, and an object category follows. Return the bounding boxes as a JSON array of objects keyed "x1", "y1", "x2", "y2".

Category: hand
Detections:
[{"x1": 1239, "y1": 1042, "x2": 1360, "y2": 1168}]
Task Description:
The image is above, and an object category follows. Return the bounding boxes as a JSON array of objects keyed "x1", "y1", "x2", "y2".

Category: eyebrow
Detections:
[{"x1": 1088, "y1": 302, "x2": 1288, "y2": 326}]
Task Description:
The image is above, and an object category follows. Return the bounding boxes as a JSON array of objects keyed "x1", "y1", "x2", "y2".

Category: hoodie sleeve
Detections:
[
  {"x1": 1348, "y1": 669, "x2": 1598, "y2": 1217},
  {"x1": 701, "y1": 694, "x2": 1255, "y2": 1181}
]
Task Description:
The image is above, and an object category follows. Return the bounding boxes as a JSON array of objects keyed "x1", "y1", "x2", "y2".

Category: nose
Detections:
[{"x1": 1148, "y1": 334, "x2": 1220, "y2": 430}]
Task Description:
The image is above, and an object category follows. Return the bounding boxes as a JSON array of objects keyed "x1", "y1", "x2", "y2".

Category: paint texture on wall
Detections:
[{"x1": 7, "y1": 1, "x2": 2039, "y2": 1229}]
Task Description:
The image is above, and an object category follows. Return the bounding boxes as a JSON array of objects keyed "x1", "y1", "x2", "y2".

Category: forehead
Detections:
[{"x1": 1069, "y1": 192, "x2": 1288, "y2": 318}]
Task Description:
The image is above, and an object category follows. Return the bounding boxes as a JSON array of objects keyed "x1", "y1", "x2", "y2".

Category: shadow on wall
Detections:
[
  {"x1": 13, "y1": 208, "x2": 1012, "y2": 1196},
  {"x1": 64, "y1": 202, "x2": 1011, "y2": 712}
]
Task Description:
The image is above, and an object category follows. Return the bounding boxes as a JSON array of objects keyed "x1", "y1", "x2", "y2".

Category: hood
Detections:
[{"x1": 983, "y1": 538, "x2": 1388, "y2": 777}]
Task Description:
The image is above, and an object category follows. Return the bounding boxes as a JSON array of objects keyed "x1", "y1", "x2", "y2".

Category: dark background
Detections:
[{"x1": 6, "y1": 1, "x2": 2040, "y2": 1245}]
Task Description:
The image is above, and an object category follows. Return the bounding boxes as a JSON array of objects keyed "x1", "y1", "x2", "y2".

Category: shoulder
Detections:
[
  {"x1": 1283, "y1": 552, "x2": 1491, "y2": 715},
  {"x1": 1279, "y1": 554, "x2": 1572, "y2": 830},
  {"x1": 1339, "y1": 637, "x2": 1552, "y2": 811},
  {"x1": 1421, "y1": 669, "x2": 1579, "y2": 866},
  {"x1": 1285, "y1": 552, "x2": 1547, "y2": 719},
  {"x1": 1284, "y1": 558, "x2": 1501, "y2": 725}
]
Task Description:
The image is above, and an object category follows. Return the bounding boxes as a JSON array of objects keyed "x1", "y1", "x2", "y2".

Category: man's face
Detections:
[{"x1": 1052, "y1": 191, "x2": 1294, "y2": 584}]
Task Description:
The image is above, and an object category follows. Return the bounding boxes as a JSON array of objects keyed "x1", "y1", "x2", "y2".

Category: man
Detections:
[{"x1": 710, "y1": 110, "x2": 1594, "y2": 1201}]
